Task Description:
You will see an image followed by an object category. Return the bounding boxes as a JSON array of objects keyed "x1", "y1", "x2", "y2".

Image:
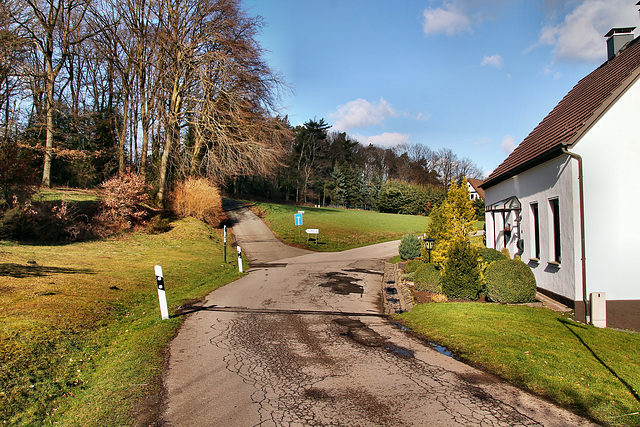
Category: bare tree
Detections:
[
  {"x1": 0, "y1": 4, "x2": 27, "y2": 142},
  {"x1": 153, "y1": 0, "x2": 287, "y2": 206},
  {"x1": 11, "y1": 0, "x2": 93, "y2": 187}
]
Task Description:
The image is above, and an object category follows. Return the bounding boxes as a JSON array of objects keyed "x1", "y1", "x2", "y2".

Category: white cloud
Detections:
[
  {"x1": 501, "y1": 135, "x2": 516, "y2": 154},
  {"x1": 329, "y1": 98, "x2": 397, "y2": 132},
  {"x1": 422, "y1": 3, "x2": 472, "y2": 36},
  {"x1": 481, "y1": 54, "x2": 504, "y2": 68},
  {"x1": 356, "y1": 132, "x2": 411, "y2": 148},
  {"x1": 474, "y1": 137, "x2": 491, "y2": 146},
  {"x1": 537, "y1": 0, "x2": 638, "y2": 62}
]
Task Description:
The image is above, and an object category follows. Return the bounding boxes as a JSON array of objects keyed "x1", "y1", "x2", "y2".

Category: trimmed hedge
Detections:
[
  {"x1": 485, "y1": 259, "x2": 537, "y2": 303},
  {"x1": 478, "y1": 246, "x2": 508, "y2": 264},
  {"x1": 413, "y1": 262, "x2": 441, "y2": 293}
]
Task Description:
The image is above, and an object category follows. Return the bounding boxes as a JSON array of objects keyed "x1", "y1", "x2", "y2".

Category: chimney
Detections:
[{"x1": 605, "y1": 27, "x2": 635, "y2": 60}]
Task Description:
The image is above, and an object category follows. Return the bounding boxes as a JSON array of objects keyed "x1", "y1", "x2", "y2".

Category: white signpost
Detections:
[
  {"x1": 154, "y1": 265, "x2": 169, "y2": 320},
  {"x1": 223, "y1": 225, "x2": 227, "y2": 263},
  {"x1": 306, "y1": 228, "x2": 319, "y2": 244}
]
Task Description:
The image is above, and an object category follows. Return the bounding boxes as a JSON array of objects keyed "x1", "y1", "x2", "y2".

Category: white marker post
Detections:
[
  {"x1": 223, "y1": 225, "x2": 227, "y2": 263},
  {"x1": 155, "y1": 265, "x2": 169, "y2": 320},
  {"x1": 237, "y1": 245, "x2": 243, "y2": 273}
]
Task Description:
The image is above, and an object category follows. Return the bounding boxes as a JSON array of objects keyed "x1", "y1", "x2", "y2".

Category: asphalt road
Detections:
[{"x1": 161, "y1": 201, "x2": 595, "y2": 426}]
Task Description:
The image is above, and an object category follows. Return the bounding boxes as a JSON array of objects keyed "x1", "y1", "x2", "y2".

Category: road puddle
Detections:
[
  {"x1": 319, "y1": 272, "x2": 363, "y2": 295},
  {"x1": 383, "y1": 343, "x2": 415, "y2": 358},
  {"x1": 334, "y1": 318, "x2": 385, "y2": 346},
  {"x1": 390, "y1": 322, "x2": 457, "y2": 359}
]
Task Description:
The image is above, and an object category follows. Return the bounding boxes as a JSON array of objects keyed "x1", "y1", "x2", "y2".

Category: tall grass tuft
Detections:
[{"x1": 170, "y1": 178, "x2": 224, "y2": 227}]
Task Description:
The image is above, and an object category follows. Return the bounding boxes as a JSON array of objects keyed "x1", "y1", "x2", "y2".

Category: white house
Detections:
[
  {"x1": 480, "y1": 27, "x2": 640, "y2": 331},
  {"x1": 467, "y1": 178, "x2": 485, "y2": 201}
]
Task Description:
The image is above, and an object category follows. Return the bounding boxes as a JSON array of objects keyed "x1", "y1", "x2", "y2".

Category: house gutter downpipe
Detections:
[{"x1": 561, "y1": 148, "x2": 589, "y2": 324}]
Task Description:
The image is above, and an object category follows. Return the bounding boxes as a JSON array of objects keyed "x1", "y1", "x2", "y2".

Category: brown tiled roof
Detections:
[
  {"x1": 482, "y1": 36, "x2": 640, "y2": 189},
  {"x1": 467, "y1": 177, "x2": 485, "y2": 199}
]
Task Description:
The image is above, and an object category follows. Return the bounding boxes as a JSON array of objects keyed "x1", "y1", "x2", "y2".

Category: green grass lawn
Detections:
[
  {"x1": 250, "y1": 202, "x2": 431, "y2": 251},
  {"x1": 0, "y1": 218, "x2": 243, "y2": 425},
  {"x1": 34, "y1": 187, "x2": 101, "y2": 203},
  {"x1": 397, "y1": 303, "x2": 640, "y2": 426}
]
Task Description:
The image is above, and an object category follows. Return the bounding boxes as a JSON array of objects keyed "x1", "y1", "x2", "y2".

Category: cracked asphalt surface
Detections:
[{"x1": 161, "y1": 201, "x2": 596, "y2": 426}]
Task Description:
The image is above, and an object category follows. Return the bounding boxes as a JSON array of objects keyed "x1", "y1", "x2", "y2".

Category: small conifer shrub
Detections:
[
  {"x1": 399, "y1": 233, "x2": 421, "y2": 260},
  {"x1": 413, "y1": 262, "x2": 441, "y2": 293},
  {"x1": 441, "y1": 239, "x2": 482, "y2": 300}
]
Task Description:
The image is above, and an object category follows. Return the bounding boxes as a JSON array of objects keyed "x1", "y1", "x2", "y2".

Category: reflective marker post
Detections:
[
  {"x1": 237, "y1": 245, "x2": 243, "y2": 273},
  {"x1": 155, "y1": 265, "x2": 169, "y2": 320},
  {"x1": 223, "y1": 225, "x2": 227, "y2": 263}
]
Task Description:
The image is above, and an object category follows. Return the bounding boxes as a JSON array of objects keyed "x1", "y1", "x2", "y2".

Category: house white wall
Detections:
[
  {"x1": 484, "y1": 155, "x2": 580, "y2": 301},
  {"x1": 572, "y1": 78, "x2": 640, "y2": 302},
  {"x1": 468, "y1": 182, "x2": 480, "y2": 200}
]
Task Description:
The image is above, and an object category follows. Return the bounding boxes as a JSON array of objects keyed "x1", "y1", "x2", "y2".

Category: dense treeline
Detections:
[
  {"x1": 230, "y1": 118, "x2": 483, "y2": 214},
  {"x1": 1, "y1": 0, "x2": 482, "y2": 216},
  {"x1": 1, "y1": 0, "x2": 289, "y2": 208}
]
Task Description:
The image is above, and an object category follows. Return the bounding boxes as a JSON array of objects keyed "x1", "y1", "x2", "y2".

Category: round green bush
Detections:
[
  {"x1": 413, "y1": 262, "x2": 441, "y2": 293},
  {"x1": 484, "y1": 259, "x2": 537, "y2": 303},
  {"x1": 478, "y1": 247, "x2": 507, "y2": 264},
  {"x1": 398, "y1": 233, "x2": 421, "y2": 260},
  {"x1": 404, "y1": 259, "x2": 423, "y2": 274}
]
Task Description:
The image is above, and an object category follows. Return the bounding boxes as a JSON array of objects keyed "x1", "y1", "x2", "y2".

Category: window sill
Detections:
[
  {"x1": 529, "y1": 258, "x2": 540, "y2": 263},
  {"x1": 547, "y1": 261, "x2": 561, "y2": 268}
]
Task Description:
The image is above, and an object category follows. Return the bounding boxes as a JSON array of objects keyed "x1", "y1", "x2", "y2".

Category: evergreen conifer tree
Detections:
[
  {"x1": 425, "y1": 179, "x2": 476, "y2": 264},
  {"x1": 441, "y1": 239, "x2": 482, "y2": 300}
]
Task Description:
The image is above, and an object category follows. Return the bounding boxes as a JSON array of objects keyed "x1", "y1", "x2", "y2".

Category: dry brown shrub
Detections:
[
  {"x1": 432, "y1": 293, "x2": 449, "y2": 303},
  {"x1": 95, "y1": 170, "x2": 150, "y2": 234},
  {"x1": 169, "y1": 178, "x2": 224, "y2": 227}
]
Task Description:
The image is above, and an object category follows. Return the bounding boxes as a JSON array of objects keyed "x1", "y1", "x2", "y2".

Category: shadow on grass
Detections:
[
  {"x1": 0, "y1": 263, "x2": 95, "y2": 278},
  {"x1": 560, "y1": 318, "x2": 640, "y2": 404}
]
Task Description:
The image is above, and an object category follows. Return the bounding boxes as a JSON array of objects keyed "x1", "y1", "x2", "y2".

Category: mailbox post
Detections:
[{"x1": 424, "y1": 237, "x2": 435, "y2": 263}]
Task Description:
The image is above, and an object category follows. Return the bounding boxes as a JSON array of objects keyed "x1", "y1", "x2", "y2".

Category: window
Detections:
[
  {"x1": 530, "y1": 203, "x2": 540, "y2": 260},
  {"x1": 502, "y1": 212, "x2": 508, "y2": 248},
  {"x1": 550, "y1": 198, "x2": 561, "y2": 263}
]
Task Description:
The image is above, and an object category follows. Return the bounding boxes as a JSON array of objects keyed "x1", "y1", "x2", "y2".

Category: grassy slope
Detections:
[
  {"x1": 0, "y1": 218, "x2": 243, "y2": 425},
  {"x1": 398, "y1": 302, "x2": 640, "y2": 426},
  {"x1": 251, "y1": 202, "x2": 431, "y2": 251}
]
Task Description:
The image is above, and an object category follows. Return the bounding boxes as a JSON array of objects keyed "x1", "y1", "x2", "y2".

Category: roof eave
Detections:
[
  {"x1": 480, "y1": 146, "x2": 566, "y2": 190},
  {"x1": 483, "y1": 57, "x2": 640, "y2": 190},
  {"x1": 567, "y1": 65, "x2": 640, "y2": 149}
]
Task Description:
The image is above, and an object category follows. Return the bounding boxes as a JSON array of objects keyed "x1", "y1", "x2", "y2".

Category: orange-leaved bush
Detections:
[
  {"x1": 98, "y1": 170, "x2": 149, "y2": 231},
  {"x1": 169, "y1": 178, "x2": 224, "y2": 227}
]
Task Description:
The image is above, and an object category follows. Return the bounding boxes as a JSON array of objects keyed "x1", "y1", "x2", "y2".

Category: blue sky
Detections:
[{"x1": 243, "y1": 0, "x2": 640, "y2": 176}]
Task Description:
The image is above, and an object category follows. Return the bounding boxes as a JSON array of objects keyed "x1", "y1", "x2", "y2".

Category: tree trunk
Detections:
[
  {"x1": 157, "y1": 122, "x2": 177, "y2": 208},
  {"x1": 42, "y1": 71, "x2": 55, "y2": 187},
  {"x1": 117, "y1": 96, "x2": 129, "y2": 175}
]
